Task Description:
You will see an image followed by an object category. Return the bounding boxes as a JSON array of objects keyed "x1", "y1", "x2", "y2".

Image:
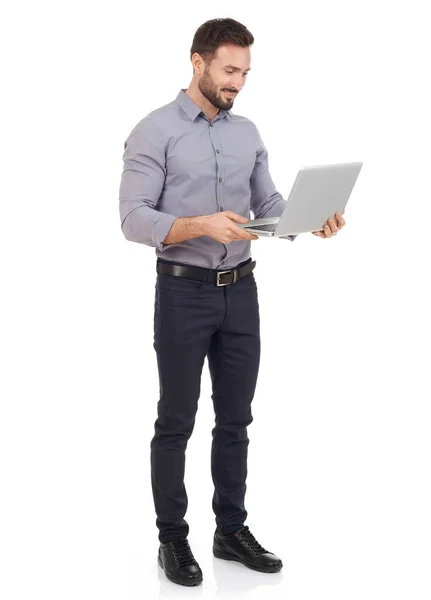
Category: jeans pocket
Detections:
[
  {"x1": 239, "y1": 271, "x2": 256, "y2": 286},
  {"x1": 157, "y1": 273, "x2": 204, "y2": 294}
]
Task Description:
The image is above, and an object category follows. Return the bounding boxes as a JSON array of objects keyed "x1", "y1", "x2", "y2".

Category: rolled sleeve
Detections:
[
  {"x1": 152, "y1": 211, "x2": 177, "y2": 251},
  {"x1": 250, "y1": 123, "x2": 297, "y2": 242},
  {"x1": 119, "y1": 117, "x2": 176, "y2": 251}
]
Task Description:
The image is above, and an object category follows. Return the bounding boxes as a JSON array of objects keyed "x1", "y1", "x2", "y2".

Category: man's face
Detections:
[{"x1": 197, "y1": 44, "x2": 251, "y2": 111}]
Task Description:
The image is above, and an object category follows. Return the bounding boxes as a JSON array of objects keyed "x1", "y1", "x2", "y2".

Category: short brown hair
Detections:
[{"x1": 190, "y1": 18, "x2": 254, "y2": 68}]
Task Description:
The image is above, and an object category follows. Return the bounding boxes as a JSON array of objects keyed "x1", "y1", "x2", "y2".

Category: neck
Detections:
[{"x1": 185, "y1": 84, "x2": 219, "y2": 121}]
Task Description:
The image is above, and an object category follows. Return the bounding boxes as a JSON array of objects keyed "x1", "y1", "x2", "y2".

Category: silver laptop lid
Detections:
[{"x1": 273, "y1": 161, "x2": 363, "y2": 236}]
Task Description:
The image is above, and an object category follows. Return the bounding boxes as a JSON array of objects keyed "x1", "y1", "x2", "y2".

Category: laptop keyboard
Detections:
[{"x1": 246, "y1": 223, "x2": 277, "y2": 231}]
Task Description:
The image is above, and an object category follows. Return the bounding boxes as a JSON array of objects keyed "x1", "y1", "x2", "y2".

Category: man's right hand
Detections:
[{"x1": 200, "y1": 211, "x2": 259, "y2": 244}]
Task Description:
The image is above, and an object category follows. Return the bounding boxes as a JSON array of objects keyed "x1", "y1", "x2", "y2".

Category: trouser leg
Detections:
[
  {"x1": 150, "y1": 272, "x2": 222, "y2": 543},
  {"x1": 207, "y1": 269, "x2": 261, "y2": 535}
]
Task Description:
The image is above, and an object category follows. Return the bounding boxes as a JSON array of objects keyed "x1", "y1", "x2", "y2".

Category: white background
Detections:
[{"x1": 2, "y1": 0, "x2": 431, "y2": 598}]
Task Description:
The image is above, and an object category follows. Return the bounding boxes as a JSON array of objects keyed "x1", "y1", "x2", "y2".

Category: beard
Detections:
[{"x1": 198, "y1": 68, "x2": 235, "y2": 110}]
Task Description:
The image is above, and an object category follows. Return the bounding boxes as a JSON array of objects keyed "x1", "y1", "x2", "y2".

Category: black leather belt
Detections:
[{"x1": 156, "y1": 258, "x2": 256, "y2": 287}]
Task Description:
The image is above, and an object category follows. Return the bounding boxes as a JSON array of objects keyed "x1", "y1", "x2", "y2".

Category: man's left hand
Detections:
[{"x1": 312, "y1": 212, "x2": 346, "y2": 238}]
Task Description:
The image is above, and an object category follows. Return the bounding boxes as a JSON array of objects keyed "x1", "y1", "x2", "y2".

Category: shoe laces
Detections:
[
  {"x1": 235, "y1": 526, "x2": 268, "y2": 556},
  {"x1": 169, "y1": 538, "x2": 198, "y2": 568}
]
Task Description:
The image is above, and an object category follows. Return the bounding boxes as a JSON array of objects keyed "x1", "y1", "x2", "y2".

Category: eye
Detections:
[{"x1": 225, "y1": 70, "x2": 249, "y2": 76}]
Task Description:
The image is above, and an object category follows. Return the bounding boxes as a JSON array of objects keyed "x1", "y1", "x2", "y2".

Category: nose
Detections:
[
  {"x1": 230, "y1": 75, "x2": 244, "y2": 93},
  {"x1": 234, "y1": 80, "x2": 243, "y2": 93}
]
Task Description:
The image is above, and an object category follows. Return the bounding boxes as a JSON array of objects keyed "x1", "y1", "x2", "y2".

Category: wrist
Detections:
[{"x1": 196, "y1": 215, "x2": 209, "y2": 236}]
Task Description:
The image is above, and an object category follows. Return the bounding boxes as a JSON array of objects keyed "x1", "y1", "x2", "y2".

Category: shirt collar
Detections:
[{"x1": 175, "y1": 88, "x2": 232, "y2": 122}]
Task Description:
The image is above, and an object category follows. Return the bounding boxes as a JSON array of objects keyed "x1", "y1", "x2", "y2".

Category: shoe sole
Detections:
[
  {"x1": 157, "y1": 555, "x2": 203, "y2": 586},
  {"x1": 213, "y1": 547, "x2": 283, "y2": 573}
]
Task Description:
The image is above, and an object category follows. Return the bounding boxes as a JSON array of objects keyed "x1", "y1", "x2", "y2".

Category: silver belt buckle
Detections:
[{"x1": 216, "y1": 269, "x2": 238, "y2": 286}]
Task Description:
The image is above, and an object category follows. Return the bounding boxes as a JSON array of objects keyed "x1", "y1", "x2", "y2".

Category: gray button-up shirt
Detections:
[{"x1": 119, "y1": 88, "x2": 297, "y2": 269}]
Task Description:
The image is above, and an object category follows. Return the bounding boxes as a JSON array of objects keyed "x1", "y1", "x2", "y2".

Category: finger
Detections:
[
  {"x1": 232, "y1": 226, "x2": 254, "y2": 240},
  {"x1": 241, "y1": 231, "x2": 258, "y2": 240},
  {"x1": 328, "y1": 218, "x2": 338, "y2": 234},
  {"x1": 336, "y1": 213, "x2": 345, "y2": 226},
  {"x1": 324, "y1": 225, "x2": 332, "y2": 237}
]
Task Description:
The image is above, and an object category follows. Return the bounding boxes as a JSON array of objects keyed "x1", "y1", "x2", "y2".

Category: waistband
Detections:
[
  {"x1": 156, "y1": 257, "x2": 255, "y2": 287},
  {"x1": 156, "y1": 257, "x2": 252, "y2": 271}
]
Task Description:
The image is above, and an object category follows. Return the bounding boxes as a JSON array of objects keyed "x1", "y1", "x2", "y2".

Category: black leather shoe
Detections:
[
  {"x1": 158, "y1": 538, "x2": 203, "y2": 586},
  {"x1": 213, "y1": 525, "x2": 283, "y2": 573}
]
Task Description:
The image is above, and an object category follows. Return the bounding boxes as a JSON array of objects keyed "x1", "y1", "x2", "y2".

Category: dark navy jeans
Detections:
[{"x1": 150, "y1": 257, "x2": 261, "y2": 543}]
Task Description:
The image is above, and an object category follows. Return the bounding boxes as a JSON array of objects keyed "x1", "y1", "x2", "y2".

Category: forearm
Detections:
[{"x1": 163, "y1": 216, "x2": 208, "y2": 245}]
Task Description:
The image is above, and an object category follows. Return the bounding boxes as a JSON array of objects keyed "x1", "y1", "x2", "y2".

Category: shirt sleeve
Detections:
[
  {"x1": 249, "y1": 124, "x2": 297, "y2": 242},
  {"x1": 118, "y1": 117, "x2": 177, "y2": 251}
]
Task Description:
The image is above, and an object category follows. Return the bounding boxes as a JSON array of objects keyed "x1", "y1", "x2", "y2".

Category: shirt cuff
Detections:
[{"x1": 152, "y1": 213, "x2": 177, "y2": 251}]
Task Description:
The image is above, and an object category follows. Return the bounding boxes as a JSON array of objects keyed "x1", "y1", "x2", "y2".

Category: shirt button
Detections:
[
  {"x1": 216, "y1": 149, "x2": 220, "y2": 153},
  {"x1": 220, "y1": 207, "x2": 224, "y2": 211},
  {"x1": 218, "y1": 177, "x2": 222, "y2": 182}
]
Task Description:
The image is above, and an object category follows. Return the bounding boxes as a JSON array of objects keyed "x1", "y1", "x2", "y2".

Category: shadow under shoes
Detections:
[
  {"x1": 213, "y1": 525, "x2": 283, "y2": 573},
  {"x1": 158, "y1": 538, "x2": 203, "y2": 586}
]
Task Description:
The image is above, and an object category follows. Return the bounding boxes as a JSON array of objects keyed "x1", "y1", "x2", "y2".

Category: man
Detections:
[{"x1": 119, "y1": 17, "x2": 345, "y2": 587}]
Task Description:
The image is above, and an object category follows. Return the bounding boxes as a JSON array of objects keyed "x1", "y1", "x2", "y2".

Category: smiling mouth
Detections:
[{"x1": 223, "y1": 91, "x2": 236, "y2": 97}]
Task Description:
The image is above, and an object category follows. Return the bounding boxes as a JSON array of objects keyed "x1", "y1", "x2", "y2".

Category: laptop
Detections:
[{"x1": 238, "y1": 161, "x2": 363, "y2": 237}]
